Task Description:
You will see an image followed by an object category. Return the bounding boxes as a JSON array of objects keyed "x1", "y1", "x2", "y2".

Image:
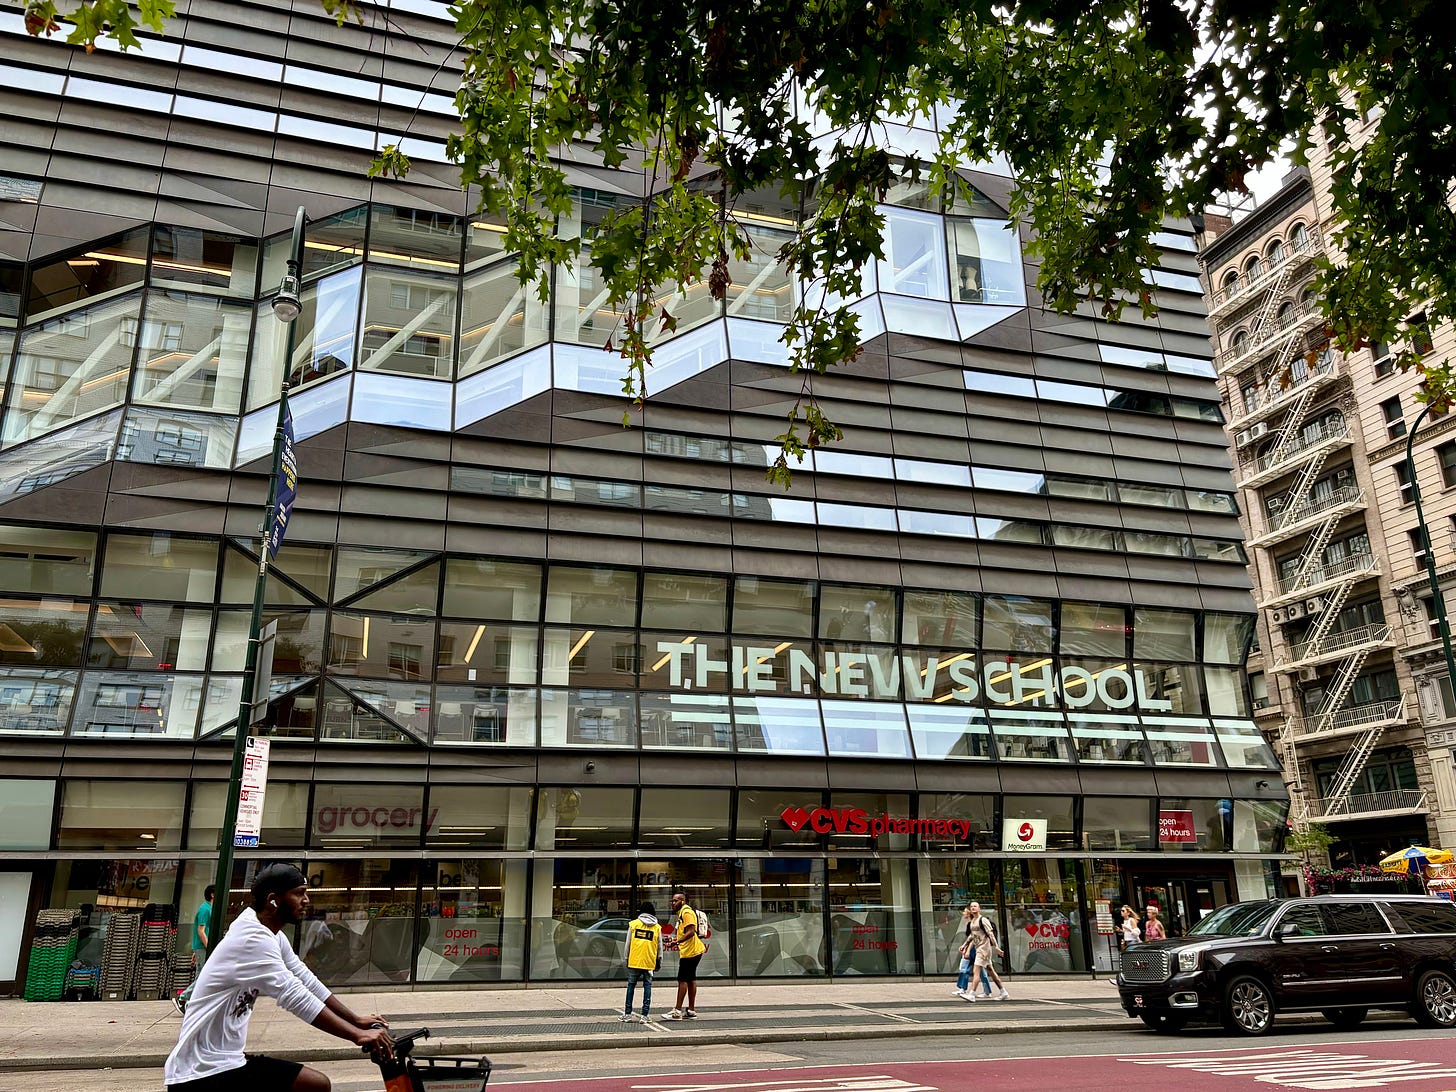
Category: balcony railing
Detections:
[
  {"x1": 1227, "y1": 361, "x2": 1338, "y2": 434},
  {"x1": 1294, "y1": 699, "x2": 1407, "y2": 738},
  {"x1": 1275, "y1": 552, "x2": 1378, "y2": 598},
  {"x1": 1287, "y1": 622, "x2": 1393, "y2": 665},
  {"x1": 1311, "y1": 789, "x2": 1427, "y2": 821},
  {"x1": 1211, "y1": 232, "x2": 1323, "y2": 313},
  {"x1": 1235, "y1": 422, "x2": 1351, "y2": 489},
  {"x1": 1219, "y1": 302, "x2": 1324, "y2": 374},
  {"x1": 1265, "y1": 485, "x2": 1363, "y2": 536}
]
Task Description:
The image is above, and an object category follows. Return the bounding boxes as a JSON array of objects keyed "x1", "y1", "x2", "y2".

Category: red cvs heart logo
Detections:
[
  {"x1": 780, "y1": 806, "x2": 811, "y2": 832},
  {"x1": 1025, "y1": 923, "x2": 1040, "y2": 937},
  {"x1": 1018, "y1": 822, "x2": 1034, "y2": 841}
]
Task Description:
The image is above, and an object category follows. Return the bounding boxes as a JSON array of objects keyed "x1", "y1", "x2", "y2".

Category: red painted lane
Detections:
[{"x1": 514, "y1": 1038, "x2": 1456, "y2": 1092}]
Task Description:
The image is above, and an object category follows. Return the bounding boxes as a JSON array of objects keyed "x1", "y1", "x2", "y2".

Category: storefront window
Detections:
[
  {"x1": 901, "y1": 590, "x2": 977, "y2": 646},
  {"x1": 827, "y1": 857, "x2": 917, "y2": 974},
  {"x1": 1159, "y1": 797, "x2": 1232, "y2": 851},
  {"x1": 540, "y1": 687, "x2": 637, "y2": 747},
  {"x1": 535, "y1": 857, "x2": 637, "y2": 979},
  {"x1": 736, "y1": 857, "x2": 826, "y2": 977},
  {"x1": 639, "y1": 788, "x2": 731, "y2": 849},
  {"x1": 0, "y1": 526, "x2": 96, "y2": 596},
  {"x1": 311, "y1": 783, "x2": 427, "y2": 848},
  {"x1": 919, "y1": 857, "x2": 995, "y2": 977},
  {"x1": 56, "y1": 779, "x2": 184, "y2": 849},
  {"x1": 418, "y1": 859, "x2": 528, "y2": 982},
  {"x1": 1082, "y1": 797, "x2": 1154, "y2": 850},
  {"x1": 100, "y1": 533, "x2": 218, "y2": 602},
  {"x1": 1002, "y1": 795, "x2": 1075, "y2": 850},
  {"x1": 918, "y1": 793, "x2": 996, "y2": 852},
  {"x1": 426, "y1": 785, "x2": 533, "y2": 850},
  {"x1": 432, "y1": 685, "x2": 536, "y2": 745},
  {"x1": 1235, "y1": 799, "x2": 1289, "y2": 854},
  {"x1": 736, "y1": 789, "x2": 826, "y2": 850},
  {"x1": 1001, "y1": 858, "x2": 1085, "y2": 974},
  {"x1": 907, "y1": 703, "x2": 992, "y2": 760},
  {"x1": 535, "y1": 786, "x2": 633, "y2": 850},
  {"x1": 639, "y1": 692, "x2": 732, "y2": 750},
  {"x1": 187, "y1": 780, "x2": 309, "y2": 848},
  {"x1": 51, "y1": 858, "x2": 181, "y2": 913},
  {"x1": 731, "y1": 577, "x2": 814, "y2": 637},
  {"x1": 296, "y1": 858, "x2": 419, "y2": 986},
  {"x1": 0, "y1": 597, "x2": 88, "y2": 665},
  {"x1": 0, "y1": 778, "x2": 55, "y2": 848},
  {"x1": 1083, "y1": 859, "x2": 1125, "y2": 973}
]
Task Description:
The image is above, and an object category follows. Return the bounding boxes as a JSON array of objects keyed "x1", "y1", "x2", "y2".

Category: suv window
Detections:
[
  {"x1": 1278, "y1": 905, "x2": 1327, "y2": 937},
  {"x1": 1323, "y1": 901, "x2": 1389, "y2": 936},
  {"x1": 1381, "y1": 900, "x2": 1456, "y2": 934}
]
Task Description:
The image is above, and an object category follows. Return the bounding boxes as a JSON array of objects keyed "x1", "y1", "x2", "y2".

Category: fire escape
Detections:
[{"x1": 1214, "y1": 231, "x2": 1400, "y2": 826}]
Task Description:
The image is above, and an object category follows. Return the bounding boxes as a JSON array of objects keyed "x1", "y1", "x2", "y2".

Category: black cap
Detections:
[{"x1": 251, "y1": 863, "x2": 308, "y2": 905}]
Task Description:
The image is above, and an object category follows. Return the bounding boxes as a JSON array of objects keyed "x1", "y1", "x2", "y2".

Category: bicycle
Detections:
[{"x1": 367, "y1": 1027, "x2": 492, "y2": 1092}]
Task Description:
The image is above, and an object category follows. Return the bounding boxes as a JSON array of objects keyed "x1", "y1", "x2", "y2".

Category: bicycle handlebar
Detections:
[{"x1": 366, "y1": 1026, "x2": 431, "y2": 1060}]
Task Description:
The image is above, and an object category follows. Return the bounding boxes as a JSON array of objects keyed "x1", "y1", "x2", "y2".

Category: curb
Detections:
[{"x1": 0, "y1": 1016, "x2": 1132, "y2": 1072}]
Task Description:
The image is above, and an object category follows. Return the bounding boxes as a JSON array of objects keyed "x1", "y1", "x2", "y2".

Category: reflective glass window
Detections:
[
  {"x1": 1137, "y1": 661, "x2": 1204, "y2": 715},
  {"x1": 1204, "y1": 666, "x2": 1251, "y2": 716},
  {"x1": 347, "y1": 561, "x2": 440, "y2": 615},
  {"x1": 726, "y1": 220, "x2": 795, "y2": 322},
  {"x1": 0, "y1": 410, "x2": 120, "y2": 501},
  {"x1": 819, "y1": 584, "x2": 896, "y2": 642},
  {"x1": 1001, "y1": 795, "x2": 1075, "y2": 849},
  {"x1": 367, "y1": 206, "x2": 462, "y2": 271},
  {"x1": 894, "y1": 458, "x2": 971, "y2": 487},
  {"x1": 989, "y1": 710, "x2": 1070, "y2": 761},
  {"x1": 982, "y1": 595, "x2": 1054, "y2": 650},
  {"x1": 88, "y1": 601, "x2": 210, "y2": 671},
  {"x1": 425, "y1": 784, "x2": 533, "y2": 849},
  {"x1": 248, "y1": 266, "x2": 360, "y2": 411},
  {"x1": 0, "y1": 778, "x2": 55, "y2": 849},
  {"x1": 639, "y1": 691, "x2": 732, "y2": 750},
  {"x1": 976, "y1": 517, "x2": 1046, "y2": 544},
  {"x1": 545, "y1": 565, "x2": 637, "y2": 627},
  {"x1": 56, "y1": 778, "x2": 184, "y2": 849},
  {"x1": 437, "y1": 622, "x2": 536, "y2": 685},
  {"x1": 1188, "y1": 490, "x2": 1238, "y2": 514},
  {"x1": 907, "y1": 703, "x2": 991, "y2": 760},
  {"x1": 823, "y1": 699, "x2": 910, "y2": 758},
  {"x1": 187, "y1": 780, "x2": 308, "y2": 848},
  {"x1": 1143, "y1": 716, "x2": 1220, "y2": 767},
  {"x1": 732, "y1": 577, "x2": 814, "y2": 637},
  {"x1": 72, "y1": 671, "x2": 203, "y2": 738},
  {"x1": 1120, "y1": 482, "x2": 1182, "y2": 508},
  {"x1": 947, "y1": 218, "x2": 1024, "y2": 305},
  {"x1": 457, "y1": 257, "x2": 549, "y2": 377},
  {"x1": 334, "y1": 546, "x2": 433, "y2": 603},
  {"x1": 25, "y1": 229, "x2": 148, "y2": 320},
  {"x1": 443, "y1": 557, "x2": 541, "y2": 621},
  {"x1": 639, "y1": 632, "x2": 732, "y2": 693},
  {"x1": 554, "y1": 191, "x2": 634, "y2": 347},
  {"x1": 1045, "y1": 475, "x2": 1111, "y2": 501},
  {"x1": 5, "y1": 293, "x2": 140, "y2": 446},
  {"x1": 433, "y1": 684, "x2": 536, "y2": 745},
  {"x1": 974, "y1": 469, "x2": 1043, "y2": 495},
  {"x1": 1083, "y1": 797, "x2": 1154, "y2": 850},
  {"x1": 311, "y1": 783, "x2": 426, "y2": 848},
  {"x1": 294, "y1": 859, "x2": 420, "y2": 985},
  {"x1": 100, "y1": 533, "x2": 218, "y2": 601},
  {"x1": 640, "y1": 572, "x2": 726, "y2": 632},
  {"x1": 1204, "y1": 613, "x2": 1254, "y2": 664},
  {"x1": 1134, "y1": 608, "x2": 1196, "y2": 661},
  {"x1": 327, "y1": 612, "x2": 434, "y2": 680},
  {"x1": 358, "y1": 267, "x2": 456, "y2": 378},
  {"x1": 1059, "y1": 602, "x2": 1128, "y2": 657},
  {"x1": 897, "y1": 510, "x2": 976, "y2": 538},
  {"x1": 1235, "y1": 799, "x2": 1288, "y2": 853},
  {"x1": 879, "y1": 206, "x2": 948, "y2": 300},
  {"x1": 0, "y1": 526, "x2": 95, "y2": 596},
  {"x1": 118, "y1": 408, "x2": 237, "y2": 469},
  {"x1": 1052, "y1": 525, "x2": 1116, "y2": 550},
  {"x1": 732, "y1": 696, "x2": 825, "y2": 755},
  {"x1": 918, "y1": 792, "x2": 996, "y2": 850},
  {"x1": 638, "y1": 788, "x2": 731, "y2": 849},
  {"x1": 1068, "y1": 712, "x2": 1147, "y2": 764},
  {"x1": 0, "y1": 597, "x2": 88, "y2": 666},
  {"x1": 1214, "y1": 718, "x2": 1277, "y2": 769},
  {"x1": 541, "y1": 627, "x2": 638, "y2": 687},
  {"x1": 219, "y1": 542, "x2": 326, "y2": 606},
  {"x1": 1124, "y1": 532, "x2": 1188, "y2": 557},
  {"x1": 1060, "y1": 658, "x2": 1139, "y2": 713},
  {"x1": 0, "y1": 667, "x2": 75, "y2": 733},
  {"x1": 1158, "y1": 797, "x2": 1230, "y2": 851},
  {"x1": 535, "y1": 785, "x2": 634, "y2": 849},
  {"x1": 130, "y1": 291, "x2": 250, "y2": 413},
  {"x1": 540, "y1": 687, "x2": 637, "y2": 748},
  {"x1": 736, "y1": 789, "x2": 826, "y2": 849},
  {"x1": 211, "y1": 609, "x2": 325, "y2": 674},
  {"x1": 1041, "y1": 380, "x2": 1107, "y2": 406},
  {"x1": 150, "y1": 226, "x2": 260, "y2": 296},
  {"x1": 735, "y1": 858, "x2": 826, "y2": 977},
  {"x1": 902, "y1": 590, "x2": 977, "y2": 646}
]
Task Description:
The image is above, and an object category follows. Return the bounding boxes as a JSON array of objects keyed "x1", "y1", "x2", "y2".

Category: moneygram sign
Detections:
[
  {"x1": 781, "y1": 805, "x2": 972, "y2": 841},
  {"x1": 652, "y1": 642, "x2": 1171, "y2": 710},
  {"x1": 1002, "y1": 818, "x2": 1048, "y2": 852}
]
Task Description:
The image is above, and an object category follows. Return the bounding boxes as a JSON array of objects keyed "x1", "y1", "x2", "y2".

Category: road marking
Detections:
[
  {"x1": 628, "y1": 1077, "x2": 938, "y2": 1091},
  {"x1": 1122, "y1": 1048, "x2": 1456, "y2": 1089}
]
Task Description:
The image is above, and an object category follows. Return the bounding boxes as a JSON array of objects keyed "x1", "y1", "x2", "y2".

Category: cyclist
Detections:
[{"x1": 164, "y1": 863, "x2": 393, "y2": 1091}]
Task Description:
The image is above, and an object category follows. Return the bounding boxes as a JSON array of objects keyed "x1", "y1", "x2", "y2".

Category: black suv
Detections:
[{"x1": 1116, "y1": 894, "x2": 1456, "y2": 1035}]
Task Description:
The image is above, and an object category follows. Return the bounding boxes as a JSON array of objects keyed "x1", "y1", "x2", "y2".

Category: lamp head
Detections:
[{"x1": 271, "y1": 267, "x2": 302, "y2": 324}]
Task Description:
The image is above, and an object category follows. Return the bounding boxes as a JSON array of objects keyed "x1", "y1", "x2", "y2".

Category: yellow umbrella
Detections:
[{"x1": 1380, "y1": 845, "x2": 1455, "y2": 876}]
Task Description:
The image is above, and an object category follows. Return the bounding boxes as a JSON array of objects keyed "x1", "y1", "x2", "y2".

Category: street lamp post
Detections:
[
  {"x1": 1405, "y1": 401, "x2": 1456, "y2": 717},
  {"x1": 209, "y1": 205, "x2": 306, "y2": 946}
]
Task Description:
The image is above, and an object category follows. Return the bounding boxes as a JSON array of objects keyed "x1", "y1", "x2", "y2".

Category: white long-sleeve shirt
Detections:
[{"x1": 164, "y1": 907, "x2": 331, "y2": 1085}]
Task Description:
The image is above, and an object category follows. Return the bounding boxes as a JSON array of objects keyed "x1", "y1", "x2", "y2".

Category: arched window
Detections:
[
  {"x1": 1265, "y1": 238, "x2": 1286, "y2": 262},
  {"x1": 1244, "y1": 254, "x2": 1263, "y2": 279},
  {"x1": 1291, "y1": 223, "x2": 1310, "y2": 250},
  {"x1": 1223, "y1": 270, "x2": 1240, "y2": 295},
  {"x1": 1277, "y1": 301, "x2": 1295, "y2": 325},
  {"x1": 1231, "y1": 329, "x2": 1249, "y2": 353}
]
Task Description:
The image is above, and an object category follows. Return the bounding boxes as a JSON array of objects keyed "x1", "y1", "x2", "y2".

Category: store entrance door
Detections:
[
  {"x1": 1130, "y1": 873, "x2": 1232, "y2": 938},
  {"x1": 0, "y1": 870, "x2": 39, "y2": 994}
]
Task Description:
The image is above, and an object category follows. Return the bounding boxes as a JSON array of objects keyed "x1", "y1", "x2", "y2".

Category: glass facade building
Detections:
[{"x1": 0, "y1": 0, "x2": 1285, "y2": 991}]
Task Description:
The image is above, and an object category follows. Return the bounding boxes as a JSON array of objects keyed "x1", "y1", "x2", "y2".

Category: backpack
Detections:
[{"x1": 695, "y1": 910, "x2": 712, "y2": 942}]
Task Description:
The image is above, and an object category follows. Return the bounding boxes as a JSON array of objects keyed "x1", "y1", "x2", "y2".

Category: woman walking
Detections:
[{"x1": 1120, "y1": 904, "x2": 1142, "y2": 950}]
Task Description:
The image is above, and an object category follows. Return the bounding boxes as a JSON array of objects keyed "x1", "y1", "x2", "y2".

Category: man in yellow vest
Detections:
[
  {"x1": 621, "y1": 902, "x2": 662, "y2": 1022},
  {"x1": 666, "y1": 891, "x2": 706, "y2": 1019}
]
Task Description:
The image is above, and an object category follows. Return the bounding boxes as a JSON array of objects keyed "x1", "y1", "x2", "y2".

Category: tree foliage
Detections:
[{"x1": 25, "y1": 0, "x2": 1456, "y2": 472}]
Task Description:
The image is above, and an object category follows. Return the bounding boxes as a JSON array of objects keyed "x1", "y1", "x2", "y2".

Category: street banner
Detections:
[
  {"x1": 266, "y1": 399, "x2": 297, "y2": 560},
  {"x1": 234, "y1": 736, "x2": 271, "y2": 848}
]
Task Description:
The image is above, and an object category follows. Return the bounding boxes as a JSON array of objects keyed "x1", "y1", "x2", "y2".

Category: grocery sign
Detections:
[
  {"x1": 1158, "y1": 809, "x2": 1197, "y2": 843},
  {"x1": 1001, "y1": 818, "x2": 1047, "y2": 852}
]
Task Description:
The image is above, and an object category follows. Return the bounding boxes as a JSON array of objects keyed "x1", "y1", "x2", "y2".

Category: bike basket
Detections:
[{"x1": 410, "y1": 1056, "x2": 492, "y2": 1092}]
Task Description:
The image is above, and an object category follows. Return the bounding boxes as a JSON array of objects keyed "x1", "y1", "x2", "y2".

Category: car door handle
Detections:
[
  {"x1": 1321, "y1": 945, "x2": 1339, "y2": 953},
  {"x1": 1380, "y1": 943, "x2": 1396, "y2": 950}
]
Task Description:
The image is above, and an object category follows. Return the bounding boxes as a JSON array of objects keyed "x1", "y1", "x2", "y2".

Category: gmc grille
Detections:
[{"x1": 1121, "y1": 949, "x2": 1172, "y2": 983}]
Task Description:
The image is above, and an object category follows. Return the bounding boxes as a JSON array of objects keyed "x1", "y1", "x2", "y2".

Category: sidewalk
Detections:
[{"x1": 0, "y1": 977, "x2": 1133, "y2": 1072}]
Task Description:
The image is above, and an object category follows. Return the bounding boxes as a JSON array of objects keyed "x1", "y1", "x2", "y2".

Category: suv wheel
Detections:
[
  {"x1": 1412, "y1": 968, "x2": 1456, "y2": 1028},
  {"x1": 1222, "y1": 974, "x2": 1274, "y2": 1036},
  {"x1": 1320, "y1": 1007, "x2": 1367, "y2": 1031},
  {"x1": 1138, "y1": 1012, "x2": 1188, "y2": 1033}
]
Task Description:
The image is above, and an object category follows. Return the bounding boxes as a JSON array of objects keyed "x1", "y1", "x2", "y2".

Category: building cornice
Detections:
[{"x1": 1200, "y1": 168, "x2": 1316, "y2": 268}]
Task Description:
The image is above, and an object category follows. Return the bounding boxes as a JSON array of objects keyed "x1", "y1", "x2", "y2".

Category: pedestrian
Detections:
[
  {"x1": 173, "y1": 884, "x2": 215, "y2": 1014},
  {"x1": 621, "y1": 902, "x2": 661, "y2": 1022},
  {"x1": 1143, "y1": 904, "x2": 1166, "y2": 942},
  {"x1": 665, "y1": 891, "x2": 705, "y2": 1020},
  {"x1": 1120, "y1": 904, "x2": 1142, "y2": 950},
  {"x1": 961, "y1": 901, "x2": 1009, "y2": 1001},
  {"x1": 953, "y1": 906, "x2": 975, "y2": 998}
]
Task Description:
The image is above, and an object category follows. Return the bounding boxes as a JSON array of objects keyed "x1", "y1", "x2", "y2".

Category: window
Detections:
[
  {"x1": 1291, "y1": 223, "x2": 1310, "y2": 250},
  {"x1": 1243, "y1": 255, "x2": 1263, "y2": 279},
  {"x1": 1439, "y1": 443, "x2": 1456, "y2": 489},
  {"x1": 1410, "y1": 312, "x2": 1434, "y2": 356},
  {"x1": 1323, "y1": 902, "x2": 1388, "y2": 936},
  {"x1": 1381, "y1": 396, "x2": 1407, "y2": 439},
  {"x1": 1373, "y1": 341, "x2": 1394, "y2": 377},
  {"x1": 1409, "y1": 527, "x2": 1431, "y2": 565},
  {"x1": 1265, "y1": 238, "x2": 1286, "y2": 262},
  {"x1": 1222, "y1": 271, "x2": 1239, "y2": 295},
  {"x1": 1395, "y1": 461, "x2": 1415, "y2": 505}
]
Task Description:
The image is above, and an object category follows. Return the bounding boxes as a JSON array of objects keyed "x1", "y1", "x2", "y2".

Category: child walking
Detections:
[{"x1": 622, "y1": 902, "x2": 662, "y2": 1022}]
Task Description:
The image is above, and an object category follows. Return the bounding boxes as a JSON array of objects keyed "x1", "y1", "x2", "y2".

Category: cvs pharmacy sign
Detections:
[{"x1": 780, "y1": 805, "x2": 972, "y2": 841}]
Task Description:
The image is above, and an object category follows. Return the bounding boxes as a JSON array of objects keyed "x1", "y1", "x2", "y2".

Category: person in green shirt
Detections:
[{"x1": 173, "y1": 885, "x2": 214, "y2": 1014}]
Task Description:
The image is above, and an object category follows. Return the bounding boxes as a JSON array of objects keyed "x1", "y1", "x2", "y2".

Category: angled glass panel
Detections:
[
  {"x1": 132, "y1": 291, "x2": 250, "y2": 412},
  {"x1": 88, "y1": 601, "x2": 211, "y2": 671},
  {"x1": 878, "y1": 206, "x2": 948, "y2": 300},
  {"x1": 150, "y1": 226, "x2": 261, "y2": 297},
  {"x1": 318, "y1": 679, "x2": 417, "y2": 744},
  {"x1": 211, "y1": 609, "x2": 325, "y2": 674},
  {"x1": 1142, "y1": 715, "x2": 1220, "y2": 767},
  {"x1": 725, "y1": 220, "x2": 794, "y2": 322},
  {"x1": 1213, "y1": 717, "x2": 1277, "y2": 769},
  {"x1": 1192, "y1": 538, "x2": 1244, "y2": 563},
  {"x1": 118, "y1": 408, "x2": 237, "y2": 469},
  {"x1": 732, "y1": 696, "x2": 825, "y2": 755},
  {"x1": 198, "y1": 674, "x2": 243, "y2": 736},
  {"x1": 0, "y1": 596, "x2": 88, "y2": 665},
  {"x1": 72, "y1": 670, "x2": 203, "y2": 738},
  {"x1": 0, "y1": 525, "x2": 96, "y2": 595},
  {"x1": 0, "y1": 407, "x2": 120, "y2": 503},
  {"x1": 947, "y1": 218, "x2": 1024, "y2": 305},
  {"x1": 458, "y1": 257, "x2": 549, "y2": 378},
  {"x1": 248, "y1": 265, "x2": 360, "y2": 411},
  {"x1": 1187, "y1": 489, "x2": 1237, "y2": 514},
  {"x1": 988, "y1": 709, "x2": 1070, "y2": 761},
  {"x1": 1067, "y1": 712, "x2": 1146, "y2": 764},
  {"x1": 540, "y1": 686, "x2": 638, "y2": 747},
  {"x1": 367, "y1": 206, "x2": 462, "y2": 271},
  {"x1": 545, "y1": 565, "x2": 637, "y2": 626},
  {"x1": 5, "y1": 294, "x2": 140, "y2": 447},
  {"x1": 433, "y1": 684, "x2": 537, "y2": 745},
  {"x1": 0, "y1": 667, "x2": 75, "y2": 733},
  {"x1": 907, "y1": 703, "x2": 991, "y2": 760},
  {"x1": 823, "y1": 699, "x2": 910, "y2": 758},
  {"x1": 100, "y1": 532, "x2": 218, "y2": 601},
  {"x1": 334, "y1": 546, "x2": 434, "y2": 603},
  {"x1": 555, "y1": 191, "x2": 634, "y2": 347},
  {"x1": 25, "y1": 228, "x2": 148, "y2": 321},
  {"x1": 946, "y1": 182, "x2": 1004, "y2": 218},
  {"x1": 326, "y1": 611, "x2": 434, "y2": 680},
  {"x1": 337, "y1": 677, "x2": 431, "y2": 741},
  {"x1": 220, "y1": 544, "x2": 321, "y2": 607},
  {"x1": 443, "y1": 557, "x2": 541, "y2": 621},
  {"x1": 258, "y1": 677, "x2": 320, "y2": 739},
  {"x1": 359, "y1": 266, "x2": 456, "y2": 378},
  {"x1": 347, "y1": 560, "x2": 439, "y2": 616},
  {"x1": 639, "y1": 691, "x2": 732, "y2": 751},
  {"x1": 881, "y1": 295, "x2": 956, "y2": 340},
  {"x1": 454, "y1": 342, "x2": 550, "y2": 424}
]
